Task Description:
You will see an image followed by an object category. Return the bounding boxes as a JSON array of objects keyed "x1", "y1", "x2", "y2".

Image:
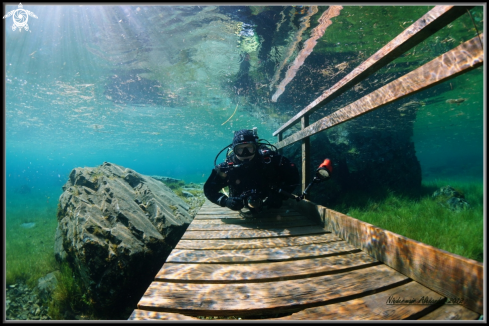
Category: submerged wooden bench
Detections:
[{"x1": 129, "y1": 199, "x2": 482, "y2": 320}]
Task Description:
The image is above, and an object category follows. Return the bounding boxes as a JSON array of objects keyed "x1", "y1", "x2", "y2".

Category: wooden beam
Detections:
[
  {"x1": 277, "y1": 132, "x2": 283, "y2": 155},
  {"x1": 272, "y1": 5, "x2": 473, "y2": 137},
  {"x1": 274, "y1": 282, "x2": 455, "y2": 320},
  {"x1": 301, "y1": 115, "x2": 310, "y2": 195},
  {"x1": 137, "y1": 265, "x2": 409, "y2": 316},
  {"x1": 275, "y1": 34, "x2": 483, "y2": 149},
  {"x1": 156, "y1": 252, "x2": 378, "y2": 283},
  {"x1": 181, "y1": 225, "x2": 330, "y2": 240},
  {"x1": 166, "y1": 241, "x2": 360, "y2": 263},
  {"x1": 288, "y1": 199, "x2": 484, "y2": 314},
  {"x1": 176, "y1": 233, "x2": 341, "y2": 250}
]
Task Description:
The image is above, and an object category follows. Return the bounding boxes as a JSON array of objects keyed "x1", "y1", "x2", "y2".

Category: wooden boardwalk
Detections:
[{"x1": 129, "y1": 200, "x2": 482, "y2": 320}]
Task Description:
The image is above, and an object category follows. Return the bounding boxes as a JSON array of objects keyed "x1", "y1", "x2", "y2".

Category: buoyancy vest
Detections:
[{"x1": 216, "y1": 145, "x2": 296, "y2": 198}]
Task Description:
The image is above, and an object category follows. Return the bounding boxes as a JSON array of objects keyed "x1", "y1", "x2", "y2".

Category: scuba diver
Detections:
[{"x1": 204, "y1": 128, "x2": 301, "y2": 214}]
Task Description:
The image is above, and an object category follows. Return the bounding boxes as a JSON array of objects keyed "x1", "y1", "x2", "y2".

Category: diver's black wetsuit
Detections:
[{"x1": 204, "y1": 146, "x2": 300, "y2": 210}]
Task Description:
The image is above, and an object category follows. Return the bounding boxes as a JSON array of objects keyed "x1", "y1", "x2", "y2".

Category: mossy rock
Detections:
[{"x1": 432, "y1": 185, "x2": 469, "y2": 211}]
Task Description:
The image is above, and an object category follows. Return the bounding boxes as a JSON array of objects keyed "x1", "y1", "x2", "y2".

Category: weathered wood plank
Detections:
[
  {"x1": 273, "y1": 281, "x2": 446, "y2": 320},
  {"x1": 181, "y1": 225, "x2": 329, "y2": 239},
  {"x1": 167, "y1": 240, "x2": 360, "y2": 263},
  {"x1": 195, "y1": 209, "x2": 243, "y2": 216},
  {"x1": 273, "y1": 5, "x2": 473, "y2": 136},
  {"x1": 275, "y1": 34, "x2": 484, "y2": 149},
  {"x1": 419, "y1": 304, "x2": 480, "y2": 320},
  {"x1": 176, "y1": 233, "x2": 341, "y2": 250},
  {"x1": 201, "y1": 200, "x2": 216, "y2": 207},
  {"x1": 197, "y1": 207, "x2": 296, "y2": 216},
  {"x1": 129, "y1": 309, "x2": 198, "y2": 320},
  {"x1": 194, "y1": 211, "x2": 300, "y2": 220},
  {"x1": 189, "y1": 213, "x2": 306, "y2": 226},
  {"x1": 157, "y1": 251, "x2": 378, "y2": 282},
  {"x1": 137, "y1": 264, "x2": 409, "y2": 315},
  {"x1": 290, "y1": 199, "x2": 484, "y2": 314},
  {"x1": 301, "y1": 115, "x2": 310, "y2": 195},
  {"x1": 187, "y1": 218, "x2": 316, "y2": 231}
]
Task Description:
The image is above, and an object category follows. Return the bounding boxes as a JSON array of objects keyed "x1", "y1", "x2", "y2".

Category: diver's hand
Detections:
[{"x1": 224, "y1": 197, "x2": 244, "y2": 211}]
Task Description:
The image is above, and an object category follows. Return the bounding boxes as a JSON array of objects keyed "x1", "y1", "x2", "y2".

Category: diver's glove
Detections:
[
  {"x1": 218, "y1": 195, "x2": 244, "y2": 211},
  {"x1": 264, "y1": 193, "x2": 283, "y2": 209}
]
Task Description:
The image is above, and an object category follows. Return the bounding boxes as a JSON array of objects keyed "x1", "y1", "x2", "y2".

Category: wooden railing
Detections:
[
  {"x1": 287, "y1": 199, "x2": 484, "y2": 315},
  {"x1": 272, "y1": 5, "x2": 484, "y2": 315},
  {"x1": 272, "y1": 5, "x2": 483, "y2": 194}
]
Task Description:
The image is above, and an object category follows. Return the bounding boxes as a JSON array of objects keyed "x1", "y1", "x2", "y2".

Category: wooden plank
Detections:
[
  {"x1": 176, "y1": 233, "x2": 342, "y2": 250},
  {"x1": 194, "y1": 211, "x2": 298, "y2": 219},
  {"x1": 137, "y1": 264, "x2": 410, "y2": 316},
  {"x1": 273, "y1": 281, "x2": 446, "y2": 320},
  {"x1": 197, "y1": 207, "x2": 295, "y2": 216},
  {"x1": 291, "y1": 199, "x2": 484, "y2": 314},
  {"x1": 301, "y1": 115, "x2": 310, "y2": 196},
  {"x1": 167, "y1": 240, "x2": 360, "y2": 263},
  {"x1": 201, "y1": 200, "x2": 216, "y2": 207},
  {"x1": 189, "y1": 213, "x2": 306, "y2": 226},
  {"x1": 273, "y1": 5, "x2": 473, "y2": 136},
  {"x1": 195, "y1": 210, "x2": 243, "y2": 216},
  {"x1": 419, "y1": 304, "x2": 480, "y2": 320},
  {"x1": 129, "y1": 309, "x2": 198, "y2": 320},
  {"x1": 187, "y1": 218, "x2": 317, "y2": 231},
  {"x1": 156, "y1": 251, "x2": 378, "y2": 282},
  {"x1": 275, "y1": 34, "x2": 484, "y2": 149},
  {"x1": 181, "y1": 225, "x2": 329, "y2": 240}
]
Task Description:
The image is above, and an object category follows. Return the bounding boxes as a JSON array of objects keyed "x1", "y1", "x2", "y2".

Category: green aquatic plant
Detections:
[
  {"x1": 347, "y1": 147, "x2": 359, "y2": 155},
  {"x1": 330, "y1": 180, "x2": 483, "y2": 262},
  {"x1": 47, "y1": 262, "x2": 95, "y2": 320},
  {"x1": 90, "y1": 171, "x2": 104, "y2": 183},
  {"x1": 6, "y1": 212, "x2": 59, "y2": 287}
]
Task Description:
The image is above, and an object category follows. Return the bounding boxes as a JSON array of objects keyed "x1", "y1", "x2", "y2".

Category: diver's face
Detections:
[{"x1": 235, "y1": 143, "x2": 256, "y2": 162}]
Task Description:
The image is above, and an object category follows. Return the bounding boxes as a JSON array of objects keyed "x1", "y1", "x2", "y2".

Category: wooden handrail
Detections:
[
  {"x1": 287, "y1": 199, "x2": 484, "y2": 314},
  {"x1": 272, "y1": 5, "x2": 473, "y2": 137},
  {"x1": 275, "y1": 34, "x2": 483, "y2": 149}
]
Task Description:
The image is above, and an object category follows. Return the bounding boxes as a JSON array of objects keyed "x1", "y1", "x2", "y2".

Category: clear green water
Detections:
[{"x1": 4, "y1": 4, "x2": 485, "y2": 316}]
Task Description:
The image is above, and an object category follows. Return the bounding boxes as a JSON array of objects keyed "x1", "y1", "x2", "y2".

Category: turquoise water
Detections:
[{"x1": 4, "y1": 5, "x2": 485, "y2": 317}]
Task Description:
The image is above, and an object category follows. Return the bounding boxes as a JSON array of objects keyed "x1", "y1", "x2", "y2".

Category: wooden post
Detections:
[
  {"x1": 301, "y1": 115, "x2": 310, "y2": 197},
  {"x1": 277, "y1": 132, "x2": 282, "y2": 155}
]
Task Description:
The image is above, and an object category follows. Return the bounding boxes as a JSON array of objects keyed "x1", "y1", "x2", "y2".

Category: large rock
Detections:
[{"x1": 54, "y1": 162, "x2": 192, "y2": 316}]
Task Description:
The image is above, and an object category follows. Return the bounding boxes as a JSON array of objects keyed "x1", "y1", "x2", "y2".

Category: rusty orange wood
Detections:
[
  {"x1": 289, "y1": 199, "x2": 484, "y2": 314},
  {"x1": 273, "y1": 5, "x2": 473, "y2": 137},
  {"x1": 167, "y1": 240, "x2": 359, "y2": 263},
  {"x1": 175, "y1": 233, "x2": 341, "y2": 250},
  {"x1": 275, "y1": 34, "x2": 484, "y2": 149},
  {"x1": 137, "y1": 264, "x2": 409, "y2": 316},
  {"x1": 156, "y1": 251, "x2": 378, "y2": 283},
  {"x1": 129, "y1": 309, "x2": 198, "y2": 320},
  {"x1": 187, "y1": 218, "x2": 316, "y2": 231},
  {"x1": 181, "y1": 225, "x2": 329, "y2": 240},
  {"x1": 274, "y1": 281, "x2": 446, "y2": 320},
  {"x1": 418, "y1": 304, "x2": 480, "y2": 320}
]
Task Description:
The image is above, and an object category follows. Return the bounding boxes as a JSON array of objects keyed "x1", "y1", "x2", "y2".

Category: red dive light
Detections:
[
  {"x1": 316, "y1": 158, "x2": 332, "y2": 180},
  {"x1": 318, "y1": 159, "x2": 332, "y2": 173}
]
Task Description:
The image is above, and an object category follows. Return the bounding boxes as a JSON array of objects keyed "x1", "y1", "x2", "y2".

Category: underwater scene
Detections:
[{"x1": 4, "y1": 4, "x2": 485, "y2": 320}]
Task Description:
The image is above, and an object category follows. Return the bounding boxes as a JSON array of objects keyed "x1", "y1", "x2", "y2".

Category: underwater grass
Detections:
[
  {"x1": 5, "y1": 204, "x2": 59, "y2": 287},
  {"x1": 46, "y1": 262, "x2": 95, "y2": 320},
  {"x1": 330, "y1": 179, "x2": 484, "y2": 262}
]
